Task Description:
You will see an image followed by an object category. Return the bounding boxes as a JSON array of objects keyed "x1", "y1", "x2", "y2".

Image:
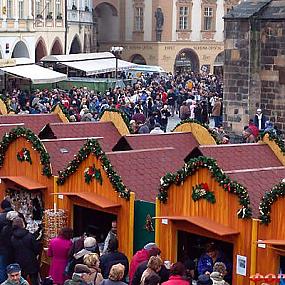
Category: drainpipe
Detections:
[
  {"x1": 64, "y1": 0, "x2": 68, "y2": 54},
  {"x1": 250, "y1": 219, "x2": 259, "y2": 285}
]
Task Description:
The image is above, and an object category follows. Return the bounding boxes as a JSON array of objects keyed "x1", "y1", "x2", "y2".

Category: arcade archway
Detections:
[
  {"x1": 94, "y1": 2, "x2": 119, "y2": 43},
  {"x1": 213, "y1": 51, "x2": 225, "y2": 76},
  {"x1": 174, "y1": 48, "x2": 200, "y2": 73},
  {"x1": 130, "y1": 54, "x2": 147, "y2": 65},
  {"x1": 12, "y1": 41, "x2": 30, "y2": 58},
  {"x1": 70, "y1": 35, "x2": 82, "y2": 54},
  {"x1": 35, "y1": 38, "x2": 47, "y2": 62},
  {"x1": 51, "y1": 38, "x2": 63, "y2": 55}
]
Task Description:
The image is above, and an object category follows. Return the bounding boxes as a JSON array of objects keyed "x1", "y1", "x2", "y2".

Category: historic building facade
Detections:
[
  {"x1": 0, "y1": 0, "x2": 93, "y2": 63},
  {"x1": 223, "y1": 0, "x2": 285, "y2": 132},
  {"x1": 93, "y1": 0, "x2": 239, "y2": 73}
]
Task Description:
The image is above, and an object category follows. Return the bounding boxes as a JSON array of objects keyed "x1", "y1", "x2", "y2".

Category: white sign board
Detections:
[{"x1": 236, "y1": 255, "x2": 247, "y2": 276}]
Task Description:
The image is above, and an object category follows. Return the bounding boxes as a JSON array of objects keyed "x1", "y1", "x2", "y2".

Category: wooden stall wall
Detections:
[
  {"x1": 156, "y1": 168, "x2": 252, "y2": 285},
  {"x1": 257, "y1": 197, "x2": 285, "y2": 277},
  {"x1": 52, "y1": 105, "x2": 69, "y2": 123},
  {"x1": 173, "y1": 122, "x2": 217, "y2": 145},
  {"x1": 0, "y1": 97, "x2": 7, "y2": 115},
  {"x1": 56, "y1": 154, "x2": 134, "y2": 259},
  {"x1": 0, "y1": 137, "x2": 54, "y2": 208}
]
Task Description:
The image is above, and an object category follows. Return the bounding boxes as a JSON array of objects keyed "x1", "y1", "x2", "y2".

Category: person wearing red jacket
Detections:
[{"x1": 162, "y1": 262, "x2": 189, "y2": 285}]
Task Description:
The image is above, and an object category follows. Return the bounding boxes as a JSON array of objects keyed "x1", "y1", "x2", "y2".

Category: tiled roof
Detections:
[
  {"x1": 113, "y1": 132, "x2": 199, "y2": 163},
  {"x1": 42, "y1": 138, "x2": 100, "y2": 175},
  {"x1": 224, "y1": 0, "x2": 271, "y2": 19},
  {"x1": 259, "y1": 0, "x2": 285, "y2": 19},
  {"x1": 198, "y1": 144, "x2": 282, "y2": 171},
  {"x1": 0, "y1": 114, "x2": 62, "y2": 134},
  {"x1": 0, "y1": 123, "x2": 25, "y2": 139},
  {"x1": 227, "y1": 167, "x2": 285, "y2": 217},
  {"x1": 39, "y1": 121, "x2": 121, "y2": 152},
  {"x1": 106, "y1": 148, "x2": 184, "y2": 202}
]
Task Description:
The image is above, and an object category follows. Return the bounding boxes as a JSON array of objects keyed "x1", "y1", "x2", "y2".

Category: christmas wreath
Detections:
[
  {"x1": 158, "y1": 156, "x2": 252, "y2": 219},
  {"x1": 17, "y1": 148, "x2": 32, "y2": 164},
  {"x1": 84, "y1": 164, "x2": 103, "y2": 185},
  {"x1": 192, "y1": 183, "x2": 216, "y2": 204}
]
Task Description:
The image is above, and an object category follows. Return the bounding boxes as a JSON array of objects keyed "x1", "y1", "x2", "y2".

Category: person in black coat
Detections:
[
  {"x1": 10, "y1": 217, "x2": 41, "y2": 285},
  {"x1": 99, "y1": 238, "x2": 129, "y2": 282},
  {"x1": 131, "y1": 247, "x2": 169, "y2": 285}
]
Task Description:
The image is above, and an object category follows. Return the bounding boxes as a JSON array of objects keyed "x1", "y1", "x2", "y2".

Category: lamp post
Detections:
[{"x1": 110, "y1": 46, "x2": 123, "y2": 79}]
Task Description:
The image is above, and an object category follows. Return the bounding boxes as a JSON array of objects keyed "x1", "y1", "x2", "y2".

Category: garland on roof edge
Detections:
[
  {"x1": 172, "y1": 118, "x2": 221, "y2": 144},
  {"x1": 259, "y1": 181, "x2": 285, "y2": 225},
  {"x1": 57, "y1": 139, "x2": 130, "y2": 200},
  {"x1": 51, "y1": 103, "x2": 70, "y2": 121},
  {"x1": 158, "y1": 156, "x2": 252, "y2": 219},
  {"x1": 99, "y1": 108, "x2": 133, "y2": 133},
  {"x1": 260, "y1": 130, "x2": 285, "y2": 154},
  {"x1": 0, "y1": 127, "x2": 52, "y2": 177}
]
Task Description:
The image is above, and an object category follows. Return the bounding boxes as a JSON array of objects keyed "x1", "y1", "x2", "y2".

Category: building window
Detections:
[
  {"x1": 179, "y1": 6, "x2": 189, "y2": 30},
  {"x1": 134, "y1": 7, "x2": 144, "y2": 31},
  {"x1": 203, "y1": 7, "x2": 213, "y2": 31},
  {"x1": 35, "y1": 0, "x2": 43, "y2": 17},
  {"x1": 55, "y1": 0, "x2": 61, "y2": 17},
  {"x1": 18, "y1": 0, "x2": 24, "y2": 19},
  {"x1": 7, "y1": 0, "x2": 13, "y2": 18}
]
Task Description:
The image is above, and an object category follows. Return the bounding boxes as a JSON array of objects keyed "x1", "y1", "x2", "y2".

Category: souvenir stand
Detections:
[
  {"x1": 54, "y1": 139, "x2": 135, "y2": 259},
  {"x1": 155, "y1": 156, "x2": 253, "y2": 285}
]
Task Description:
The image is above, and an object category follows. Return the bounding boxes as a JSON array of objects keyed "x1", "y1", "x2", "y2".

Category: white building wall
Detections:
[
  {"x1": 191, "y1": 0, "x2": 202, "y2": 41},
  {"x1": 125, "y1": 0, "x2": 133, "y2": 41},
  {"x1": 215, "y1": 0, "x2": 225, "y2": 42},
  {"x1": 172, "y1": 0, "x2": 176, "y2": 41},
  {"x1": 143, "y1": 0, "x2": 152, "y2": 41}
]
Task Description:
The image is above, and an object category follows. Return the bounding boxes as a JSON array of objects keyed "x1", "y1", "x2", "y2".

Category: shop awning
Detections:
[
  {"x1": 56, "y1": 192, "x2": 121, "y2": 209},
  {"x1": 0, "y1": 64, "x2": 67, "y2": 84},
  {"x1": 1, "y1": 176, "x2": 47, "y2": 190},
  {"x1": 61, "y1": 58, "x2": 137, "y2": 76},
  {"x1": 257, "y1": 240, "x2": 285, "y2": 246},
  {"x1": 155, "y1": 216, "x2": 239, "y2": 236}
]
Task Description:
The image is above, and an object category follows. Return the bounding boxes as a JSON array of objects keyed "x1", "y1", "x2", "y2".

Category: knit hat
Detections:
[
  {"x1": 6, "y1": 263, "x2": 21, "y2": 274},
  {"x1": 74, "y1": 264, "x2": 92, "y2": 274},
  {"x1": 1, "y1": 199, "x2": 11, "y2": 210},
  {"x1": 197, "y1": 274, "x2": 213, "y2": 285},
  {"x1": 6, "y1": 211, "x2": 18, "y2": 221},
  {"x1": 144, "y1": 242, "x2": 157, "y2": 250},
  {"x1": 84, "y1": 237, "x2": 96, "y2": 248}
]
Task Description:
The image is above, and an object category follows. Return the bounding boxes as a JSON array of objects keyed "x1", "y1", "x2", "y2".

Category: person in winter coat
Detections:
[
  {"x1": 48, "y1": 227, "x2": 73, "y2": 285},
  {"x1": 99, "y1": 263, "x2": 127, "y2": 285},
  {"x1": 161, "y1": 262, "x2": 189, "y2": 285},
  {"x1": 83, "y1": 253, "x2": 103, "y2": 285},
  {"x1": 74, "y1": 237, "x2": 99, "y2": 265},
  {"x1": 144, "y1": 274, "x2": 160, "y2": 285},
  {"x1": 64, "y1": 264, "x2": 92, "y2": 285},
  {"x1": 140, "y1": 256, "x2": 163, "y2": 285},
  {"x1": 100, "y1": 238, "x2": 129, "y2": 282},
  {"x1": 129, "y1": 243, "x2": 157, "y2": 284},
  {"x1": 1, "y1": 263, "x2": 29, "y2": 285},
  {"x1": 132, "y1": 247, "x2": 169, "y2": 285},
  {"x1": 10, "y1": 217, "x2": 40, "y2": 285}
]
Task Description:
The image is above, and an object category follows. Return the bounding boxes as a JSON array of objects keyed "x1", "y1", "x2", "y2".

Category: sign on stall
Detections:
[{"x1": 236, "y1": 255, "x2": 247, "y2": 276}]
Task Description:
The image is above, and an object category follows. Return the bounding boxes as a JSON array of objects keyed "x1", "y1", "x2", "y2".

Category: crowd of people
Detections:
[{"x1": 0, "y1": 197, "x2": 233, "y2": 285}]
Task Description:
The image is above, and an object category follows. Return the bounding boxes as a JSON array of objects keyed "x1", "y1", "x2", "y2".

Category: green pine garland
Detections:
[
  {"x1": 0, "y1": 127, "x2": 52, "y2": 177},
  {"x1": 17, "y1": 148, "x2": 32, "y2": 164},
  {"x1": 172, "y1": 118, "x2": 221, "y2": 144},
  {"x1": 158, "y1": 156, "x2": 252, "y2": 219},
  {"x1": 192, "y1": 183, "x2": 216, "y2": 204},
  {"x1": 57, "y1": 139, "x2": 130, "y2": 200},
  {"x1": 260, "y1": 130, "x2": 285, "y2": 154},
  {"x1": 259, "y1": 181, "x2": 285, "y2": 224},
  {"x1": 51, "y1": 103, "x2": 70, "y2": 121},
  {"x1": 99, "y1": 108, "x2": 133, "y2": 133}
]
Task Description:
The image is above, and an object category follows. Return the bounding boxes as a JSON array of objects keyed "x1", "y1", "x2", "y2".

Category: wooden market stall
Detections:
[{"x1": 172, "y1": 119, "x2": 219, "y2": 145}]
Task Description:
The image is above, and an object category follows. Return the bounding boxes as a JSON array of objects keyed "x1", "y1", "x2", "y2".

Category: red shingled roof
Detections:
[
  {"x1": 113, "y1": 132, "x2": 199, "y2": 162},
  {"x1": 0, "y1": 123, "x2": 25, "y2": 139},
  {"x1": 42, "y1": 138, "x2": 102, "y2": 175},
  {"x1": 39, "y1": 121, "x2": 121, "y2": 152},
  {"x1": 198, "y1": 143, "x2": 282, "y2": 171},
  {"x1": 227, "y1": 167, "x2": 285, "y2": 217},
  {"x1": 0, "y1": 114, "x2": 62, "y2": 134},
  {"x1": 106, "y1": 148, "x2": 184, "y2": 202}
]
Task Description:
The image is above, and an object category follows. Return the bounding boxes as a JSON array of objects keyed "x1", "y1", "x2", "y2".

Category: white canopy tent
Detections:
[
  {"x1": 62, "y1": 58, "x2": 137, "y2": 75},
  {"x1": 41, "y1": 52, "x2": 115, "y2": 62},
  {"x1": 0, "y1": 64, "x2": 67, "y2": 84}
]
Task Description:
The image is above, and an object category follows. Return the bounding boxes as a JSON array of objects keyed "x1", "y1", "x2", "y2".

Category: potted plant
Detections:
[
  {"x1": 85, "y1": 6, "x2": 89, "y2": 12},
  {"x1": 56, "y1": 13, "x2": 62, "y2": 20},
  {"x1": 46, "y1": 12, "x2": 53, "y2": 19},
  {"x1": 72, "y1": 4, "x2": 77, "y2": 10}
]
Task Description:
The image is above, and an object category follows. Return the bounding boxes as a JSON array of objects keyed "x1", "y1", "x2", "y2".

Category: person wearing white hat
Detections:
[{"x1": 254, "y1": 108, "x2": 267, "y2": 131}]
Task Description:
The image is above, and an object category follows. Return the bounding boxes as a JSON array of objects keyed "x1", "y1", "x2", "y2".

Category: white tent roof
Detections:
[
  {"x1": 41, "y1": 52, "x2": 115, "y2": 62},
  {"x1": 62, "y1": 58, "x2": 137, "y2": 75},
  {"x1": 1, "y1": 64, "x2": 67, "y2": 84}
]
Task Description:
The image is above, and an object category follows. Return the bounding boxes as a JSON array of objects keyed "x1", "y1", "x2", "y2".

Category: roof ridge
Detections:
[
  {"x1": 41, "y1": 137, "x2": 103, "y2": 142},
  {"x1": 49, "y1": 121, "x2": 112, "y2": 126},
  {"x1": 199, "y1": 143, "x2": 263, "y2": 148},
  {"x1": 225, "y1": 166, "x2": 285, "y2": 174},
  {"x1": 125, "y1": 131, "x2": 192, "y2": 138},
  {"x1": 106, "y1": 147, "x2": 175, "y2": 155}
]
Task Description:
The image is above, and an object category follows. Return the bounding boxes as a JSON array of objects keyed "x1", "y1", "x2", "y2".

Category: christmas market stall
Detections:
[{"x1": 155, "y1": 142, "x2": 285, "y2": 285}]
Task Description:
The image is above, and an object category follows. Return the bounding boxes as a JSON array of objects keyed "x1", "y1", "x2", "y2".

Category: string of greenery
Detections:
[{"x1": 51, "y1": 103, "x2": 70, "y2": 121}]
